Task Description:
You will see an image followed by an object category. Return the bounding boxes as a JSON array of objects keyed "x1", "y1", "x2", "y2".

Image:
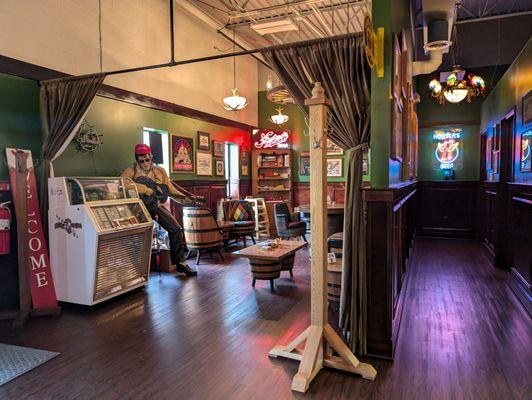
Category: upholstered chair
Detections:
[
  {"x1": 222, "y1": 200, "x2": 256, "y2": 247},
  {"x1": 274, "y1": 203, "x2": 307, "y2": 241}
]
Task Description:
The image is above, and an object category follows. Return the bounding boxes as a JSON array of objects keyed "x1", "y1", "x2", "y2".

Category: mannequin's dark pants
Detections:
[{"x1": 146, "y1": 203, "x2": 184, "y2": 265}]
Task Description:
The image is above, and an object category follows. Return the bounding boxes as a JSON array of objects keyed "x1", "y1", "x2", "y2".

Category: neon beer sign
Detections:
[
  {"x1": 433, "y1": 128, "x2": 462, "y2": 170},
  {"x1": 253, "y1": 130, "x2": 290, "y2": 149}
]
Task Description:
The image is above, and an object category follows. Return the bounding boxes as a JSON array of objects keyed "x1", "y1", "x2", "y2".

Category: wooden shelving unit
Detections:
[{"x1": 252, "y1": 149, "x2": 293, "y2": 235}]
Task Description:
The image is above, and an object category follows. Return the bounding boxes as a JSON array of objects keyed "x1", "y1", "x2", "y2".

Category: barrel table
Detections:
[
  {"x1": 327, "y1": 261, "x2": 342, "y2": 305},
  {"x1": 232, "y1": 240, "x2": 307, "y2": 291}
]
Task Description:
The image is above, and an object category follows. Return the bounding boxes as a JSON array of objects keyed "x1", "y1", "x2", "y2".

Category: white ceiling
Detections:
[{"x1": 186, "y1": 0, "x2": 372, "y2": 48}]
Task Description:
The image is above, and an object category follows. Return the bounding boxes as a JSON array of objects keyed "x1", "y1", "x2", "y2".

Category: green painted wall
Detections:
[
  {"x1": 418, "y1": 124, "x2": 480, "y2": 181},
  {"x1": 481, "y1": 37, "x2": 532, "y2": 184},
  {"x1": 0, "y1": 73, "x2": 43, "y2": 181},
  {"x1": 370, "y1": 0, "x2": 413, "y2": 188},
  {"x1": 415, "y1": 69, "x2": 490, "y2": 182},
  {"x1": 257, "y1": 91, "x2": 369, "y2": 183},
  {"x1": 54, "y1": 96, "x2": 251, "y2": 181}
]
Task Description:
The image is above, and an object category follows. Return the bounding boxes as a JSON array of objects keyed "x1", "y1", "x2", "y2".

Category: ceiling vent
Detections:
[
  {"x1": 424, "y1": 19, "x2": 452, "y2": 51},
  {"x1": 251, "y1": 19, "x2": 299, "y2": 35}
]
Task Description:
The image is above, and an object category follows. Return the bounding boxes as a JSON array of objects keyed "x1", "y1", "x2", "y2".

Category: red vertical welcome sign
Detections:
[{"x1": 6, "y1": 148, "x2": 58, "y2": 309}]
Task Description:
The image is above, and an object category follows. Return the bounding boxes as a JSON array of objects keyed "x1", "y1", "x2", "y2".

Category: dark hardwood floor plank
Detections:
[{"x1": 0, "y1": 239, "x2": 530, "y2": 399}]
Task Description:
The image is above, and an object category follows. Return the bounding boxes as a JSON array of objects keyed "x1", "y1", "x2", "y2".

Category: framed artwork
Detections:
[
  {"x1": 400, "y1": 30, "x2": 409, "y2": 100},
  {"x1": 171, "y1": 135, "x2": 194, "y2": 173},
  {"x1": 326, "y1": 139, "x2": 344, "y2": 155},
  {"x1": 391, "y1": 100, "x2": 403, "y2": 161},
  {"x1": 392, "y1": 33, "x2": 403, "y2": 110},
  {"x1": 197, "y1": 131, "x2": 210, "y2": 151},
  {"x1": 300, "y1": 155, "x2": 310, "y2": 176},
  {"x1": 493, "y1": 123, "x2": 501, "y2": 151},
  {"x1": 213, "y1": 140, "x2": 224, "y2": 157},
  {"x1": 215, "y1": 159, "x2": 225, "y2": 176},
  {"x1": 520, "y1": 130, "x2": 531, "y2": 172},
  {"x1": 196, "y1": 151, "x2": 212, "y2": 176},
  {"x1": 492, "y1": 150, "x2": 500, "y2": 174},
  {"x1": 523, "y1": 91, "x2": 532, "y2": 126},
  {"x1": 362, "y1": 158, "x2": 369, "y2": 175},
  {"x1": 241, "y1": 165, "x2": 249, "y2": 176},
  {"x1": 326, "y1": 158, "x2": 343, "y2": 177},
  {"x1": 486, "y1": 137, "x2": 493, "y2": 170}
]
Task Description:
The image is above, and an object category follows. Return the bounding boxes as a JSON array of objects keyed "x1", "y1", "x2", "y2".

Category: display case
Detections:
[{"x1": 48, "y1": 177, "x2": 153, "y2": 305}]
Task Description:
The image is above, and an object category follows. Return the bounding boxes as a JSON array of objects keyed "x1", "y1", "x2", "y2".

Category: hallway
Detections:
[{"x1": 0, "y1": 238, "x2": 530, "y2": 399}]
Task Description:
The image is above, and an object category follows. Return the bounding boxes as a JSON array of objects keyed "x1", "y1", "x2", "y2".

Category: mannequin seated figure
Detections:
[{"x1": 121, "y1": 144, "x2": 197, "y2": 276}]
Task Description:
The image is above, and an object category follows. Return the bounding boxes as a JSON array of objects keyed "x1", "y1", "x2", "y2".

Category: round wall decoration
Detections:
[{"x1": 75, "y1": 119, "x2": 103, "y2": 152}]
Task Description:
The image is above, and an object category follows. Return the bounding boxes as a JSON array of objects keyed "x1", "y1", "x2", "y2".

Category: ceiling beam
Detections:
[
  {"x1": 227, "y1": 1, "x2": 364, "y2": 28},
  {"x1": 455, "y1": 9, "x2": 532, "y2": 24}
]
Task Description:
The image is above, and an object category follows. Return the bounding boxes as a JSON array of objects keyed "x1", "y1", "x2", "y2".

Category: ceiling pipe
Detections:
[
  {"x1": 412, "y1": 48, "x2": 443, "y2": 75},
  {"x1": 412, "y1": 0, "x2": 457, "y2": 76}
]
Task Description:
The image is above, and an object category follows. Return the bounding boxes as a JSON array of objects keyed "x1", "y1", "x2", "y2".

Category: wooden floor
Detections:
[{"x1": 0, "y1": 238, "x2": 530, "y2": 399}]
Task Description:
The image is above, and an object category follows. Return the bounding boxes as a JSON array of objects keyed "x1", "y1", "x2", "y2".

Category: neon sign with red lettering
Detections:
[
  {"x1": 432, "y1": 128, "x2": 462, "y2": 170},
  {"x1": 253, "y1": 130, "x2": 290, "y2": 149}
]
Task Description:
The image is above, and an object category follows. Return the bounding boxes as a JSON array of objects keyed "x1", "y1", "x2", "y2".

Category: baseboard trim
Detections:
[{"x1": 508, "y1": 268, "x2": 532, "y2": 316}]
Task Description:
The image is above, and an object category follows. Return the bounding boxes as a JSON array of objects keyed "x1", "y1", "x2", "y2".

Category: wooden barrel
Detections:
[
  {"x1": 249, "y1": 258, "x2": 281, "y2": 280},
  {"x1": 280, "y1": 253, "x2": 295, "y2": 272},
  {"x1": 183, "y1": 207, "x2": 223, "y2": 250},
  {"x1": 327, "y1": 262, "x2": 342, "y2": 304}
]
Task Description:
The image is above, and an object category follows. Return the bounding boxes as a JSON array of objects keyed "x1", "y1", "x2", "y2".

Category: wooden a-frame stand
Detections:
[
  {"x1": 268, "y1": 83, "x2": 377, "y2": 393},
  {"x1": 1, "y1": 150, "x2": 61, "y2": 328}
]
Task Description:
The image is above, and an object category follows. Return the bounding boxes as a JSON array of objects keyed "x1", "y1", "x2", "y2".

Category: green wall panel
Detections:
[
  {"x1": 481, "y1": 38, "x2": 532, "y2": 184},
  {"x1": 53, "y1": 96, "x2": 251, "y2": 181},
  {"x1": 0, "y1": 73, "x2": 43, "y2": 181},
  {"x1": 418, "y1": 124, "x2": 480, "y2": 181},
  {"x1": 257, "y1": 91, "x2": 369, "y2": 183}
]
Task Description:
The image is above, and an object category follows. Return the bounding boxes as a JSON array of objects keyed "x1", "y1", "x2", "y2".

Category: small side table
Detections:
[
  {"x1": 232, "y1": 240, "x2": 307, "y2": 291},
  {"x1": 217, "y1": 220, "x2": 235, "y2": 252}
]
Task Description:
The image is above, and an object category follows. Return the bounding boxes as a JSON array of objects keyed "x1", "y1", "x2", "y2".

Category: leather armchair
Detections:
[{"x1": 274, "y1": 203, "x2": 307, "y2": 241}]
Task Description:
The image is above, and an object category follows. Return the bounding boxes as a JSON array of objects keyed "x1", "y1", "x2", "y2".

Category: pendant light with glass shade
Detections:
[
  {"x1": 428, "y1": 17, "x2": 485, "y2": 105},
  {"x1": 269, "y1": 107, "x2": 289, "y2": 126},
  {"x1": 223, "y1": 26, "x2": 248, "y2": 111}
]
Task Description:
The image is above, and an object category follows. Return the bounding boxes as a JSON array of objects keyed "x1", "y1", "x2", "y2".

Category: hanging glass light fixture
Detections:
[
  {"x1": 429, "y1": 66, "x2": 485, "y2": 105},
  {"x1": 223, "y1": 26, "x2": 248, "y2": 111},
  {"x1": 269, "y1": 107, "x2": 289, "y2": 126}
]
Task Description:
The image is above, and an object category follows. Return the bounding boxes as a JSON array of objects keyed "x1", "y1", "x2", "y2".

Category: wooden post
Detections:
[
  {"x1": 268, "y1": 82, "x2": 377, "y2": 393},
  {"x1": 12, "y1": 151, "x2": 31, "y2": 328}
]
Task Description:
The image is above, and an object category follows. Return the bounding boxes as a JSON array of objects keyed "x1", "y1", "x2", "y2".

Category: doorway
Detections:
[{"x1": 225, "y1": 143, "x2": 240, "y2": 198}]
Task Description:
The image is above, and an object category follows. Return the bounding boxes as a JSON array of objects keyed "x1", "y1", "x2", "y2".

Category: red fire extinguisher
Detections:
[{"x1": 0, "y1": 201, "x2": 11, "y2": 255}]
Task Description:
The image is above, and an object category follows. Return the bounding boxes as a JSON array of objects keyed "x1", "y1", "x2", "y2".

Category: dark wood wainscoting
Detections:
[
  {"x1": 506, "y1": 183, "x2": 532, "y2": 314},
  {"x1": 363, "y1": 182, "x2": 417, "y2": 359},
  {"x1": 416, "y1": 181, "x2": 477, "y2": 238},
  {"x1": 479, "y1": 181, "x2": 498, "y2": 261},
  {"x1": 293, "y1": 182, "x2": 346, "y2": 207},
  {"x1": 170, "y1": 180, "x2": 227, "y2": 225}
]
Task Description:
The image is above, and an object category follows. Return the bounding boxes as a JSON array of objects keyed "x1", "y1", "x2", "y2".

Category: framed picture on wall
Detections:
[
  {"x1": 171, "y1": 135, "x2": 194, "y2": 173},
  {"x1": 326, "y1": 158, "x2": 343, "y2": 177},
  {"x1": 196, "y1": 151, "x2": 212, "y2": 176},
  {"x1": 241, "y1": 165, "x2": 249, "y2": 176},
  {"x1": 523, "y1": 90, "x2": 532, "y2": 126},
  {"x1": 213, "y1": 140, "x2": 224, "y2": 157},
  {"x1": 520, "y1": 130, "x2": 531, "y2": 172},
  {"x1": 215, "y1": 159, "x2": 225, "y2": 176},
  {"x1": 197, "y1": 131, "x2": 211, "y2": 151},
  {"x1": 326, "y1": 139, "x2": 344, "y2": 155},
  {"x1": 486, "y1": 137, "x2": 493, "y2": 170},
  {"x1": 299, "y1": 155, "x2": 310, "y2": 176},
  {"x1": 362, "y1": 158, "x2": 369, "y2": 175},
  {"x1": 400, "y1": 30, "x2": 409, "y2": 100},
  {"x1": 492, "y1": 150, "x2": 500, "y2": 174},
  {"x1": 392, "y1": 33, "x2": 403, "y2": 110},
  {"x1": 391, "y1": 100, "x2": 403, "y2": 161}
]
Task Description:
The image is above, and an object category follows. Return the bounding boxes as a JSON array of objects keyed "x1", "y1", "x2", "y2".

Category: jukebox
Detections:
[{"x1": 48, "y1": 177, "x2": 153, "y2": 305}]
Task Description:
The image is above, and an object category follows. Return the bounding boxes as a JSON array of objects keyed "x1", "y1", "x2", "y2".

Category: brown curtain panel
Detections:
[
  {"x1": 261, "y1": 33, "x2": 370, "y2": 353},
  {"x1": 39, "y1": 73, "x2": 106, "y2": 225}
]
